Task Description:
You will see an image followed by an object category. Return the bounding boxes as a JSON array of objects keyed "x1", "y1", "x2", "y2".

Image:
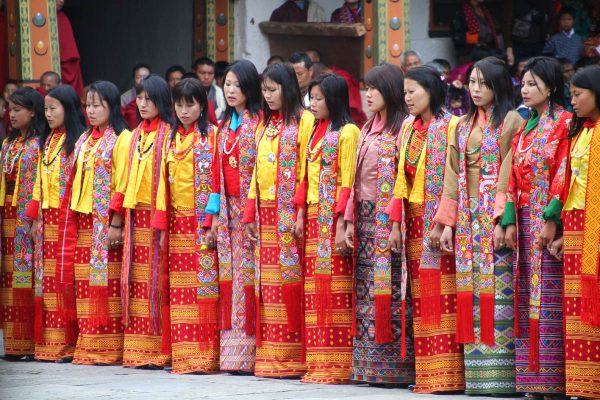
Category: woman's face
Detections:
[
  {"x1": 309, "y1": 85, "x2": 329, "y2": 121},
  {"x1": 85, "y1": 91, "x2": 110, "y2": 129},
  {"x1": 521, "y1": 71, "x2": 550, "y2": 110},
  {"x1": 570, "y1": 84, "x2": 598, "y2": 119},
  {"x1": 468, "y1": 68, "x2": 495, "y2": 109},
  {"x1": 223, "y1": 71, "x2": 247, "y2": 111},
  {"x1": 174, "y1": 97, "x2": 202, "y2": 129},
  {"x1": 8, "y1": 101, "x2": 33, "y2": 131},
  {"x1": 44, "y1": 95, "x2": 65, "y2": 130},
  {"x1": 404, "y1": 78, "x2": 431, "y2": 118},
  {"x1": 365, "y1": 84, "x2": 385, "y2": 114},
  {"x1": 136, "y1": 90, "x2": 159, "y2": 120},
  {"x1": 261, "y1": 78, "x2": 282, "y2": 112}
]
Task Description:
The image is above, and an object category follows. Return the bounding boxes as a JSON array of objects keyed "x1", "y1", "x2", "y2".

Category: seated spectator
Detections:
[
  {"x1": 311, "y1": 62, "x2": 328, "y2": 78},
  {"x1": 543, "y1": 6, "x2": 583, "y2": 65},
  {"x1": 502, "y1": 0, "x2": 551, "y2": 66},
  {"x1": 215, "y1": 61, "x2": 229, "y2": 88},
  {"x1": 430, "y1": 58, "x2": 452, "y2": 81},
  {"x1": 38, "y1": 71, "x2": 61, "y2": 95},
  {"x1": 267, "y1": 55, "x2": 285, "y2": 65},
  {"x1": 165, "y1": 65, "x2": 185, "y2": 92},
  {"x1": 289, "y1": 52, "x2": 314, "y2": 108},
  {"x1": 331, "y1": 0, "x2": 362, "y2": 23},
  {"x1": 446, "y1": 83, "x2": 468, "y2": 117},
  {"x1": 400, "y1": 50, "x2": 422, "y2": 73},
  {"x1": 270, "y1": 0, "x2": 325, "y2": 22},
  {"x1": 121, "y1": 63, "x2": 151, "y2": 107},
  {"x1": 451, "y1": 0, "x2": 501, "y2": 60},
  {"x1": 193, "y1": 57, "x2": 226, "y2": 120},
  {"x1": 558, "y1": 57, "x2": 575, "y2": 110}
]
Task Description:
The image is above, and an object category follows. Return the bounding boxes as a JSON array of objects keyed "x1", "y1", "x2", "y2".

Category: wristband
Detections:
[{"x1": 110, "y1": 224, "x2": 123, "y2": 229}]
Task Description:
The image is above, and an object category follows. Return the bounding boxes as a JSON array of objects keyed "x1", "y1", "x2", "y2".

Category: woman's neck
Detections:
[
  {"x1": 533, "y1": 102, "x2": 548, "y2": 117},
  {"x1": 590, "y1": 109, "x2": 600, "y2": 124},
  {"x1": 182, "y1": 123, "x2": 194, "y2": 133},
  {"x1": 378, "y1": 109, "x2": 387, "y2": 123},
  {"x1": 481, "y1": 103, "x2": 492, "y2": 112},
  {"x1": 234, "y1": 105, "x2": 245, "y2": 116},
  {"x1": 98, "y1": 122, "x2": 108, "y2": 132},
  {"x1": 419, "y1": 109, "x2": 432, "y2": 124}
]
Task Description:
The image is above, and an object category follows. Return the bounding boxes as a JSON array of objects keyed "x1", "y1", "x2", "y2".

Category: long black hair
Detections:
[
  {"x1": 405, "y1": 65, "x2": 447, "y2": 119},
  {"x1": 171, "y1": 78, "x2": 209, "y2": 140},
  {"x1": 87, "y1": 81, "x2": 128, "y2": 135},
  {"x1": 465, "y1": 56, "x2": 514, "y2": 128},
  {"x1": 308, "y1": 73, "x2": 352, "y2": 131},
  {"x1": 135, "y1": 74, "x2": 173, "y2": 125},
  {"x1": 7, "y1": 87, "x2": 48, "y2": 143},
  {"x1": 364, "y1": 63, "x2": 408, "y2": 133},
  {"x1": 45, "y1": 85, "x2": 85, "y2": 155},
  {"x1": 261, "y1": 62, "x2": 303, "y2": 125},
  {"x1": 568, "y1": 65, "x2": 600, "y2": 138},
  {"x1": 221, "y1": 60, "x2": 261, "y2": 123},
  {"x1": 521, "y1": 57, "x2": 565, "y2": 118}
]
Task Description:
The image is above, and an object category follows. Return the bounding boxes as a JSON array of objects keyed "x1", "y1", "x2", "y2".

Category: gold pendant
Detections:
[{"x1": 229, "y1": 156, "x2": 238, "y2": 169}]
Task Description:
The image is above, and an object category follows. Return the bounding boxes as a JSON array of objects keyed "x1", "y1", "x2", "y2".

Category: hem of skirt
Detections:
[
  {"x1": 34, "y1": 350, "x2": 75, "y2": 361},
  {"x1": 515, "y1": 386, "x2": 565, "y2": 394},
  {"x1": 122, "y1": 359, "x2": 170, "y2": 368},
  {"x1": 72, "y1": 358, "x2": 122, "y2": 366},
  {"x1": 351, "y1": 375, "x2": 414, "y2": 385},
  {"x1": 301, "y1": 376, "x2": 353, "y2": 384},
  {"x1": 413, "y1": 385, "x2": 467, "y2": 393},
  {"x1": 220, "y1": 366, "x2": 255, "y2": 372},
  {"x1": 171, "y1": 366, "x2": 219, "y2": 375},
  {"x1": 465, "y1": 389, "x2": 517, "y2": 395},
  {"x1": 254, "y1": 371, "x2": 306, "y2": 378}
]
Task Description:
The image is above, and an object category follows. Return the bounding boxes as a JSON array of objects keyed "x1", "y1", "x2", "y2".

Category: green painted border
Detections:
[
  {"x1": 376, "y1": 0, "x2": 387, "y2": 65},
  {"x1": 47, "y1": 0, "x2": 60, "y2": 73},
  {"x1": 206, "y1": 0, "x2": 216, "y2": 60},
  {"x1": 403, "y1": 0, "x2": 411, "y2": 50},
  {"x1": 228, "y1": 0, "x2": 234, "y2": 61},
  {"x1": 18, "y1": 0, "x2": 32, "y2": 80}
]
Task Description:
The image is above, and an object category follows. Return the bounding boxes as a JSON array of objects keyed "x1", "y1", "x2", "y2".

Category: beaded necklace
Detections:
[{"x1": 2, "y1": 138, "x2": 24, "y2": 174}]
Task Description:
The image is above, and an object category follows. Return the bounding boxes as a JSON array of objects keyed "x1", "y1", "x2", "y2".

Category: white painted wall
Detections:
[{"x1": 409, "y1": 0, "x2": 456, "y2": 66}]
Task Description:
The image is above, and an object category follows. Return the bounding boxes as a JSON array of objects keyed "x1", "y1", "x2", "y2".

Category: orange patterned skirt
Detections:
[
  {"x1": 301, "y1": 203, "x2": 353, "y2": 384},
  {"x1": 405, "y1": 203, "x2": 464, "y2": 393},
  {"x1": 0, "y1": 194, "x2": 35, "y2": 356},
  {"x1": 72, "y1": 213, "x2": 124, "y2": 365},
  {"x1": 35, "y1": 207, "x2": 74, "y2": 361},
  {"x1": 122, "y1": 204, "x2": 170, "y2": 367},
  {"x1": 169, "y1": 208, "x2": 219, "y2": 374},
  {"x1": 563, "y1": 209, "x2": 600, "y2": 398},
  {"x1": 255, "y1": 200, "x2": 306, "y2": 378}
]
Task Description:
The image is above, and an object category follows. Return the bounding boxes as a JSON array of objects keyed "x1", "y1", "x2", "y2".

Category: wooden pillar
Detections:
[
  {"x1": 384, "y1": 0, "x2": 411, "y2": 66},
  {"x1": 205, "y1": 0, "x2": 233, "y2": 62},
  {"x1": 362, "y1": 0, "x2": 375, "y2": 75},
  {"x1": 6, "y1": 0, "x2": 59, "y2": 86}
]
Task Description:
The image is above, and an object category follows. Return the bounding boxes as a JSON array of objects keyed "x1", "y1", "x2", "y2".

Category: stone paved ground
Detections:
[{"x1": 0, "y1": 358, "x2": 523, "y2": 400}]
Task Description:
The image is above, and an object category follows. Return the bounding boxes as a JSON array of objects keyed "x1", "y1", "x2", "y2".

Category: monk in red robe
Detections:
[{"x1": 56, "y1": 0, "x2": 84, "y2": 96}]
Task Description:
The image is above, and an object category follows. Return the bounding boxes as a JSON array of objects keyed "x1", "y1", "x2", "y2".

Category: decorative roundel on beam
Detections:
[
  {"x1": 9, "y1": 12, "x2": 15, "y2": 27},
  {"x1": 365, "y1": 17, "x2": 372, "y2": 31},
  {"x1": 390, "y1": 16, "x2": 401, "y2": 31},
  {"x1": 34, "y1": 40, "x2": 48, "y2": 56},
  {"x1": 216, "y1": 13, "x2": 227, "y2": 26},
  {"x1": 32, "y1": 12, "x2": 46, "y2": 27},
  {"x1": 390, "y1": 43, "x2": 402, "y2": 58},
  {"x1": 217, "y1": 39, "x2": 227, "y2": 52},
  {"x1": 365, "y1": 45, "x2": 372, "y2": 59},
  {"x1": 9, "y1": 42, "x2": 16, "y2": 56}
]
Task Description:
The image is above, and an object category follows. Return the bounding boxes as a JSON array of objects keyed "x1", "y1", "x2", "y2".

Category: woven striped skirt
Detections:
[
  {"x1": 563, "y1": 209, "x2": 600, "y2": 399},
  {"x1": 254, "y1": 200, "x2": 305, "y2": 378},
  {"x1": 352, "y1": 200, "x2": 415, "y2": 385},
  {"x1": 514, "y1": 207, "x2": 565, "y2": 393},
  {"x1": 72, "y1": 213, "x2": 124, "y2": 365},
  {"x1": 301, "y1": 203, "x2": 353, "y2": 384},
  {"x1": 405, "y1": 202, "x2": 465, "y2": 393}
]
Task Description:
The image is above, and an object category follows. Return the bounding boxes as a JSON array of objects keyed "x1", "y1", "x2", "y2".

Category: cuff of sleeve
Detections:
[
  {"x1": 292, "y1": 179, "x2": 308, "y2": 210},
  {"x1": 434, "y1": 197, "x2": 458, "y2": 227},
  {"x1": 335, "y1": 187, "x2": 351, "y2": 214},
  {"x1": 543, "y1": 198, "x2": 563, "y2": 226},
  {"x1": 493, "y1": 192, "x2": 507, "y2": 221},
  {"x1": 152, "y1": 209, "x2": 168, "y2": 230},
  {"x1": 25, "y1": 199, "x2": 40, "y2": 220},
  {"x1": 109, "y1": 192, "x2": 125, "y2": 215},
  {"x1": 388, "y1": 198, "x2": 404, "y2": 223},
  {"x1": 344, "y1": 198, "x2": 354, "y2": 222},
  {"x1": 501, "y1": 201, "x2": 516, "y2": 228},
  {"x1": 202, "y1": 214, "x2": 213, "y2": 229},
  {"x1": 242, "y1": 198, "x2": 256, "y2": 224},
  {"x1": 205, "y1": 193, "x2": 220, "y2": 215}
]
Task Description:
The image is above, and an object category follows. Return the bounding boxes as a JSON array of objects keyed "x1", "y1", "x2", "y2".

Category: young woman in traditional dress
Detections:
[
  {"x1": 121, "y1": 75, "x2": 173, "y2": 369},
  {"x1": 152, "y1": 78, "x2": 220, "y2": 374},
  {"x1": 432, "y1": 56, "x2": 523, "y2": 395},
  {"x1": 242, "y1": 62, "x2": 314, "y2": 378},
  {"x1": 553, "y1": 65, "x2": 600, "y2": 399},
  {"x1": 341, "y1": 63, "x2": 415, "y2": 385},
  {"x1": 216, "y1": 60, "x2": 261, "y2": 373},
  {"x1": 26, "y1": 85, "x2": 85, "y2": 362},
  {"x1": 0, "y1": 87, "x2": 47, "y2": 360},
  {"x1": 502, "y1": 57, "x2": 571, "y2": 398},
  {"x1": 57, "y1": 81, "x2": 132, "y2": 365},
  {"x1": 387, "y1": 66, "x2": 464, "y2": 393},
  {"x1": 296, "y1": 73, "x2": 359, "y2": 384}
]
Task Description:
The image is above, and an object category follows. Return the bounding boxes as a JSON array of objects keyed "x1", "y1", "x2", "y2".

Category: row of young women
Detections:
[{"x1": 2, "y1": 56, "x2": 600, "y2": 398}]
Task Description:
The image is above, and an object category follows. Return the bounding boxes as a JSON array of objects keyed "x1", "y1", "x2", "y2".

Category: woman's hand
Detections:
[
  {"x1": 506, "y1": 47, "x2": 515, "y2": 66},
  {"x1": 440, "y1": 225, "x2": 454, "y2": 252},
  {"x1": 29, "y1": 220, "x2": 39, "y2": 242},
  {"x1": 538, "y1": 220, "x2": 557, "y2": 251},
  {"x1": 388, "y1": 222, "x2": 402, "y2": 253},
  {"x1": 429, "y1": 222, "x2": 444, "y2": 251},
  {"x1": 245, "y1": 223, "x2": 258, "y2": 242},
  {"x1": 344, "y1": 222, "x2": 355, "y2": 252},
  {"x1": 159, "y1": 230, "x2": 165, "y2": 249},
  {"x1": 293, "y1": 208, "x2": 304, "y2": 240},
  {"x1": 205, "y1": 228, "x2": 216, "y2": 250},
  {"x1": 548, "y1": 237, "x2": 564, "y2": 260},
  {"x1": 505, "y1": 224, "x2": 517, "y2": 250},
  {"x1": 335, "y1": 215, "x2": 350, "y2": 256},
  {"x1": 108, "y1": 226, "x2": 123, "y2": 249},
  {"x1": 494, "y1": 224, "x2": 506, "y2": 250}
]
